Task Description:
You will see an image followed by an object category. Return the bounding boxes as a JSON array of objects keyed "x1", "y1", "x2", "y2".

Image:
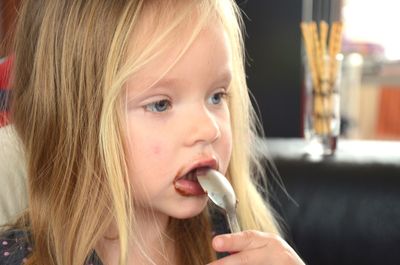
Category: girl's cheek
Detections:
[{"x1": 152, "y1": 145, "x2": 162, "y2": 155}]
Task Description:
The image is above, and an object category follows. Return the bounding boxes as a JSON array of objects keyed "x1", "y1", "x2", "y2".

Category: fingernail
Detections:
[{"x1": 214, "y1": 237, "x2": 224, "y2": 249}]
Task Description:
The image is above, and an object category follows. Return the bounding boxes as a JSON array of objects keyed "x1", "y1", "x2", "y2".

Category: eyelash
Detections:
[
  {"x1": 144, "y1": 91, "x2": 229, "y2": 113},
  {"x1": 144, "y1": 99, "x2": 172, "y2": 113}
]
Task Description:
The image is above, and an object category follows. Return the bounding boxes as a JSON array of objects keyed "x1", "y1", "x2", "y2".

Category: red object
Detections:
[
  {"x1": 376, "y1": 86, "x2": 400, "y2": 139},
  {"x1": 0, "y1": 56, "x2": 13, "y2": 127},
  {"x1": 0, "y1": 56, "x2": 12, "y2": 88}
]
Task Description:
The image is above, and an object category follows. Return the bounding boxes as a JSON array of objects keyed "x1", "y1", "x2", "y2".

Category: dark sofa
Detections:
[{"x1": 264, "y1": 138, "x2": 400, "y2": 265}]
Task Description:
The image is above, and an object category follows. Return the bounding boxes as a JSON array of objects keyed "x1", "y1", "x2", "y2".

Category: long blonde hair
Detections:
[{"x1": 10, "y1": 0, "x2": 280, "y2": 264}]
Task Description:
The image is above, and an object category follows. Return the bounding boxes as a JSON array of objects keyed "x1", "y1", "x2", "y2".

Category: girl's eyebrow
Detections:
[
  {"x1": 144, "y1": 69, "x2": 232, "y2": 91},
  {"x1": 150, "y1": 77, "x2": 187, "y2": 89},
  {"x1": 127, "y1": 70, "x2": 232, "y2": 103},
  {"x1": 216, "y1": 71, "x2": 232, "y2": 85}
]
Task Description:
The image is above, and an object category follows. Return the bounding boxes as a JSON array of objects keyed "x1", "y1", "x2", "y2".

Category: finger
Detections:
[
  {"x1": 206, "y1": 247, "x2": 268, "y2": 265},
  {"x1": 212, "y1": 230, "x2": 282, "y2": 253},
  {"x1": 207, "y1": 241, "x2": 305, "y2": 265}
]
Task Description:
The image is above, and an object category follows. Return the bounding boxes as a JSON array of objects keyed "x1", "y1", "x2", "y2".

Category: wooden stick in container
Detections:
[
  {"x1": 311, "y1": 22, "x2": 323, "y2": 92},
  {"x1": 329, "y1": 21, "x2": 343, "y2": 88},
  {"x1": 328, "y1": 21, "x2": 343, "y2": 135},
  {"x1": 311, "y1": 22, "x2": 327, "y2": 134},
  {"x1": 301, "y1": 22, "x2": 319, "y2": 91},
  {"x1": 319, "y1": 22, "x2": 328, "y2": 66},
  {"x1": 319, "y1": 21, "x2": 329, "y2": 93},
  {"x1": 301, "y1": 23, "x2": 319, "y2": 134}
]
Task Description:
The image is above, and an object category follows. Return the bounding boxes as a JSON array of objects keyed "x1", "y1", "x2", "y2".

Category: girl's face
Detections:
[{"x1": 125, "y1": 21, "x2": 232, "y2": 219}]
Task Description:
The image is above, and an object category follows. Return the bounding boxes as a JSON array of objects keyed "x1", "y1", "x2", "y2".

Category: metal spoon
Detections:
[{"x1": 197, "y1": 169, "x2": 241, "y2": 233}]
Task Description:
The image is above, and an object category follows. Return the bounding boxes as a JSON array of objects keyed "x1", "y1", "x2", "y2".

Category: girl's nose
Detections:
[{"x1": 184, "y1": 107, "x2": 221, "y2": 146}]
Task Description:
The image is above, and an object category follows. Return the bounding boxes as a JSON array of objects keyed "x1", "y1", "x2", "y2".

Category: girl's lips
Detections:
[{"x1": 175, "y1": 157, "x2": 219, "y2": 181}]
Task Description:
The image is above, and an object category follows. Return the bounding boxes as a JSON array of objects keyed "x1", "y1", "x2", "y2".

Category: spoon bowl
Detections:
[{"x1": 197, "y1": 169, "x2": 241, "y2": 233}]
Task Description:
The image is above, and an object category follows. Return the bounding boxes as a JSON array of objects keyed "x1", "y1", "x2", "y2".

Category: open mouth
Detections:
[
  {"x1": 174, "y1": 166, "x2": 211, "y2": 196},
  {"x1": 179, "y1": 166, "x2": 211, "y2": 182},
  {"x1": 182, "y1": 169, "x2": 197, "y2": 181}
]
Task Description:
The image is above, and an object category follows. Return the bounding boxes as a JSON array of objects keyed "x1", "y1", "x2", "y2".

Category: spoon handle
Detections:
[{"x1": 226, "y1": 211, "x2": 241, "y2": 233}]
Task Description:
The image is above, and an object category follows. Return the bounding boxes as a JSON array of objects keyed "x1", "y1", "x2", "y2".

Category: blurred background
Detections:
[
  {"x1": 238, "y1": 0, "x2": 400, "y2": 140},
  {"x1": 234, "y1": 2, "x2": 400, "y2": 265}
]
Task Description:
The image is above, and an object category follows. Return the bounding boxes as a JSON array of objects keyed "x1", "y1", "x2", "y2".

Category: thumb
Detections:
[{"x1": 212, "y1": 230, "x2": 274, "y2": 253}]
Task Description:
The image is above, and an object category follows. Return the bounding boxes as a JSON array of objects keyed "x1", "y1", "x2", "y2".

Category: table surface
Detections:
[{"x1": 263, "y1": 138, "x2": 400, "y2": 167}]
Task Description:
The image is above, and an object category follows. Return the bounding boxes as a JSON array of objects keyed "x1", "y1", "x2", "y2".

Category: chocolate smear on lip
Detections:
[{"x1": 174, "y1": 179, "x2": 207, "y2": 196}]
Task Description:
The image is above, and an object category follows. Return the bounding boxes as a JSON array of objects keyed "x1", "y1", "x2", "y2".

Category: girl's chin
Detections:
[{"x1": 169, "y1": 196, "x2": 209, "y2": 219}]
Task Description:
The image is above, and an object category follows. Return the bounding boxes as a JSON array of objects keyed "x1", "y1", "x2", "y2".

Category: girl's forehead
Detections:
[
  {"x1": 127, "y1": 1, "x2": 202, "y2": 51},
  {"x1": 124, "y1": 18, "x2": 231, "y2": 97}
]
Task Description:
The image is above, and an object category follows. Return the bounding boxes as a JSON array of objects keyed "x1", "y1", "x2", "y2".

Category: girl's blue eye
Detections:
[
  {"x1": 208, "y1": 92, "x2": 227, "y2": 105},
  {"x1": 145, "y1": 99, "x2": 171, "y2": 112}
]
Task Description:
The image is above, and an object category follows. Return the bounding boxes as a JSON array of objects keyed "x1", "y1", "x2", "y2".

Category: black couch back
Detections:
[{"x1": 265, "y1": 138, "x2": 400, "y2": 265}]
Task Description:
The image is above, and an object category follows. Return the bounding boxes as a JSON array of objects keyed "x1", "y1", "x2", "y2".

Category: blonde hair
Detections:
[{"x1": 10, "y1": 0, "x2": 280, "y2": 265}]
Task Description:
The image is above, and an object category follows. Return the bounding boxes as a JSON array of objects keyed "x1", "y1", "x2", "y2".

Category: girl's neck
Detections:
[{"x1": 95, "y1": 208, "x2": 177, "y2": 265}]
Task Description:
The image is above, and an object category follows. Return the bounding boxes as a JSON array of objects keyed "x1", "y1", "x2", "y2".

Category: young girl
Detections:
[{"x1": 1, "y1": 0, "x2": 305, "y2": 264}]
